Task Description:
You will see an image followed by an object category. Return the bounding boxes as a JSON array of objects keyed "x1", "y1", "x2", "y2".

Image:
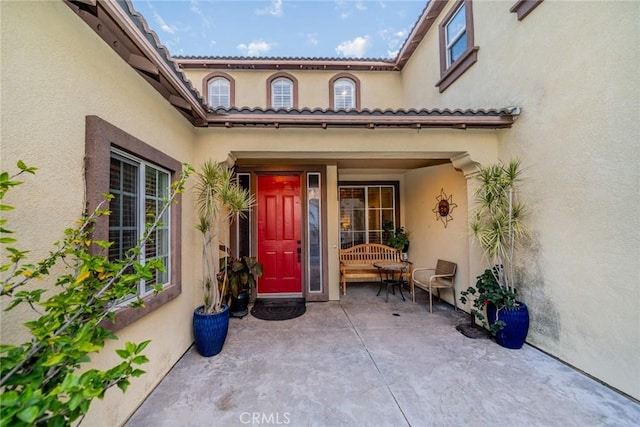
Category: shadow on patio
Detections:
[{"x1": 125, "y1": 283, "x2": 639, "y2": 426}]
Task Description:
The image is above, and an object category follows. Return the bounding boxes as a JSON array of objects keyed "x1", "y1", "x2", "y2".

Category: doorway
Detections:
[{"x1": 256, "y1": 174, "x2": 302, "y2": 295}]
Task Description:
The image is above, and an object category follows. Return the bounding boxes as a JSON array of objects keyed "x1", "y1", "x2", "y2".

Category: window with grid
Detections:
[
  {"x1": 271, "y1": 77, "x2": 293, "y2": 109},
  {"x1": 109, "y1": 149, "x2": 170, "y2": 301},
  {"x1": 437, "y1": 0, "x2": 478, "y2": 92},
  {"x1": 339, "y1": 185, "x2": 396, "y2": 249},
  {"x1": 333, "y1": 78, "x2": 355, "y2": 110},
  {"x1": 208, "y1": 77, "x2": 230, "y2": 108},
  {"x1": 445, "y1": 3, "x2": 467, "y2": 68}
]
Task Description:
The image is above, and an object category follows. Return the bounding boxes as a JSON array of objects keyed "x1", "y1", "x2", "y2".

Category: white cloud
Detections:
[
  {"x1": 307, "y1": 33, "x2": 319, "y2": 46},
  {"x1": 379, "y1": 28, "x2": 408, "y2": 58},
  {"x1": 355, "y1": 1, "x2": 367, "y2": 12},
  {"x1": 335, "y1": 0, "x2": 366, "y2": 20},
  {"x1": 145, "y1": 2, "x2": 177, "y2": 35},
  {"x1": 335, "y1": 36, "x2": 371, "y2": 58},
  {"x1": 256, "y1": 0, "x2": 284, "y2": 17},
  {"x1": 237, "y1": 40, "x2": 275, "y2": 57}
]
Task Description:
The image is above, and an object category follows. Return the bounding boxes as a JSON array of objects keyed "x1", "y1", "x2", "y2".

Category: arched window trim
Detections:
[
  {"x1": 266, "y1": 72, "x2": 298, "y2": 109},
  {"x1": 203, "y1": 71, "x2": 235, "y2": 108},
  {"x1": 329, "y1": 73, "x2": 361, "y2": 110}
]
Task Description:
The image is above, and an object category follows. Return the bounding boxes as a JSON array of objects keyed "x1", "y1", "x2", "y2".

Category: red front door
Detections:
[{"x1": 257, "y1": 175, "x2": 302, "y2": 294}]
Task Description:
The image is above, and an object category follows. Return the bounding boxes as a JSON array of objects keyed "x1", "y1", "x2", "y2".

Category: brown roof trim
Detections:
[
  {"x1": 176, "y1": 57, "x2": 399, "y2": 72},
  {"x1": 395, "y1": 0, "x2": 449, "y2": 69},
  {"x1": 65, "y1": 0, "x2": 208, "y2": 125},
  {"x1": 206, "y1": 107, "x2": 520, "y2": 129}
]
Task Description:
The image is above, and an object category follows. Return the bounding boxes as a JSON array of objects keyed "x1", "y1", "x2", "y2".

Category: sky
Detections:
[{"x1": 129, "y1": 0, "x2": 429, "y2": 59}]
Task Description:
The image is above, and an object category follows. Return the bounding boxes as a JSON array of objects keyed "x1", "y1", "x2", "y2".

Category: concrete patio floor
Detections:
[{"x1": 125, "y1": 283, "x2": 640, "y2": 426}]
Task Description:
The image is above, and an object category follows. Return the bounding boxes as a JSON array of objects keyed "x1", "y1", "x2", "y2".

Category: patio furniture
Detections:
[
  {"x1": 411, "y1": 259, "x2": 457, "y2": 313},
  {"x1": 339, "y1": 243, "x2": 409, "y2": 295},
  {"x1": 374, "y1": 261, "x2": 411, "y2": 302}
]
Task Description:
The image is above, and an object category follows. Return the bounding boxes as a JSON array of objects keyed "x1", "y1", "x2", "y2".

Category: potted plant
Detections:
[
  {"x1": 460, "y1": 159, "x2": 530, "y2": 349},
  {"x1": 383, "y1": 221, "x2": 410, "y2": 256},
  {"x1": 193, "y1": 160, "x2": 255, "y2": 356},
  {"x1": 218, "y1": 247, "x2": 263, "y2": 319}
]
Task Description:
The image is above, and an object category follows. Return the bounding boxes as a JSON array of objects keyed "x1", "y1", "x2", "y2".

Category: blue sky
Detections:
[{"x1": 129, "y1": 0, "x2": 428, "y2": 59}]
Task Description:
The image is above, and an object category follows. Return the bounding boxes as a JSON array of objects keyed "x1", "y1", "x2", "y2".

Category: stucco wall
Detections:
[
  {"x1": 404, "y1": 164, "x2": 470, "y2": 306},
  {"x1": 183, "y1": 68, "x2": 404, "y2": 109},
  {"x1": 1, "y1": 2, "x2": 198, "y2": 425},
  {"x1": 401, "y1": 0, "x2": 640, "y2": 399}
]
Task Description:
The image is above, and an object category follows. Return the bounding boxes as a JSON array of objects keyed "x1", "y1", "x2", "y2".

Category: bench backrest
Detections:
[
  {"x1": 340, "y1": 243, "x2": 401, "y2": 265},
  {"x1": 435, "y1": 259, "x2": 457, "y2": 283}
]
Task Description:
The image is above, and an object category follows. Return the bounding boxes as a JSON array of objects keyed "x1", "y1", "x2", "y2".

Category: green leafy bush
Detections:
[
  {"x1": 0, "y1": 161, "x2": 191, "y2": 426},
  {"x1": 460, "y1": 267, "x2": 517, "y2": 335}
]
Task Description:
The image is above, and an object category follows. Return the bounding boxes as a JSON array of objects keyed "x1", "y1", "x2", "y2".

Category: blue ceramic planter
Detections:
[
  {"x1": 193, "y1": 304, "x2": 229, "y2": 357},
  {"x1": 487, "y1": 302, "x2": 530, "y2": 349}
]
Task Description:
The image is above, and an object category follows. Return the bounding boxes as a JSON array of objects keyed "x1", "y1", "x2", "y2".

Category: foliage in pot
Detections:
[
  {"x1": 460, "y1": 267, "x2": 517, "y2": 335},
  {"x1": 218, "y1": 247, "x2": 263, "y2": 317},
  {"x1": 218, "y1": 250, "x2": 263, "y2": 300},
  {"x1": 193, "y1": 161, "x2": 254, "y2": 355},
  {"x1": 194, "y1": 160, "x2": 255, "y2": 315},
  {"x1": 460, "y1": 159, "x2": 530, "y2": 341},
  {"x1": 383, "y1": 221, "x2": 410, "y2": 252}
]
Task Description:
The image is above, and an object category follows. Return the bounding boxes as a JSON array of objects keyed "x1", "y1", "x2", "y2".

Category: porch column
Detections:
[{"x1": 451, "y1": 153, "x2": 484, "y2": 312}]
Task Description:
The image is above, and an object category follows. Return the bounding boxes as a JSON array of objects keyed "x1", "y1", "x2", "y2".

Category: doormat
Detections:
[{"x1": 250, "y1": 298, "x2": 306, "y2": 321}]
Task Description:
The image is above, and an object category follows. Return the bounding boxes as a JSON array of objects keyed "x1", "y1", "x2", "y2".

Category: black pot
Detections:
[
  {"x1": 193, "y1": 304, "x2": 229, "y2": 357},
  {"x1": 487, "y1": 302, "x2": 530, "y2": 349},
  {"x1": 230, "y1": 292, "x2": 250, "y2": 318}
]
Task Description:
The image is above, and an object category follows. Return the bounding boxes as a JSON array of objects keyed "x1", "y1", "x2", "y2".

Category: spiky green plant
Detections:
[
  {"x1": 469, "y1": 159, "x2": 528, "y2": 294},
  {"x1": 194, "y1": 161, "x2": 255, "y2": 314}
]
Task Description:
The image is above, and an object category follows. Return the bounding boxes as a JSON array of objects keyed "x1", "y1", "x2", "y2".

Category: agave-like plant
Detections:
[
  {"x1": 469, "y1": 159, "x2": 528, "y2": 294},
  {"x1": 194, "y1": 160, "x2": 255, "y2": 314}
]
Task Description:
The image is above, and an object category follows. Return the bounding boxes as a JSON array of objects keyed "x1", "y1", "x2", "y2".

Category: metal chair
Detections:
[{"x1": 411, "y1": 260, "x2": 457, "y2": 313}]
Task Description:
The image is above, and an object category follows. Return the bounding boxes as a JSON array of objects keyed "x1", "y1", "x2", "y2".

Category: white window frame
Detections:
[
  {"x1": 445, "y1": 3, "x2": 467, "y2": 68},
  {"x1": 110, "y1": 148, "x2": 172, "y2": 303},
  {"x1": 339, "y1": 184, "x2": 397, "y2": 248},
  {"x1": 271, "y1": 77, "x2": 293, "y2": 109},
  {"x1": 333, "y1": 78, "x2": 356, "y2": 110},
  {"x1": 208, "y1": 77, "x2": 231, "y2": 108}
]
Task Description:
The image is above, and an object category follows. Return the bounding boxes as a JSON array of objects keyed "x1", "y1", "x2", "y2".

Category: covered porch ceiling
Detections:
[{"x1": 231, "y1": 151, "x2": 453, "y2": 174}]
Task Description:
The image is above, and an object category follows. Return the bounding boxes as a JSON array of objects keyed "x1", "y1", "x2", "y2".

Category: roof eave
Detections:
[{"x1": 205, "y1": 114, "x2": 516, "y2": 129}]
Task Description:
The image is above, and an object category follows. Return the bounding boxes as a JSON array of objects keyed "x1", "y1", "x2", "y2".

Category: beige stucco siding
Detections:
[
  {"x1": 184, "y1": 68, "x2": 405, "y2": 109},
  {"x1": 402, "y1": 0, "x2": 640, "y2": 399},
  {"x1": 404, "y1": 163, "x2": 470, "y2": 307},
  {"x1": 1, "y1": 2, "x2": 198, "y2": 425}
]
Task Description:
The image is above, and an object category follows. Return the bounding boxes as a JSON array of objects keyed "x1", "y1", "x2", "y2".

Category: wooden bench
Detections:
[
  {"x1": 339, "y1": 243, "x2": 410, "y2": 295},
  {"x1": 411, "y1": 259, "x2": 457, "y2": 313}
]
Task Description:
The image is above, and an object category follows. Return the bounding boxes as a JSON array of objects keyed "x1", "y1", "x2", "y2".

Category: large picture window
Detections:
[{"x1": 339, "y1": 184, "x2": 398, "y2": 249}]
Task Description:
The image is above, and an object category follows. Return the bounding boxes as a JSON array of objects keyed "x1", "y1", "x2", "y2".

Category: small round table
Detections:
[{"x1": 373, "y1": 261, "x2": 410, "y2": 302}]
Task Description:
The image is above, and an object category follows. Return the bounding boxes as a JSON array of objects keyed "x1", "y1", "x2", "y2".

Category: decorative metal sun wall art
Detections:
[{"x1": 432, "y1": 188, "x2": 457, "y2": 228}]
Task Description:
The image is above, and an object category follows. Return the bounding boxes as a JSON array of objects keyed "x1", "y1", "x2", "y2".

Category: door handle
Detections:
[{"x1": 297, "y1": 247, "x2": 301, "y2": 262}]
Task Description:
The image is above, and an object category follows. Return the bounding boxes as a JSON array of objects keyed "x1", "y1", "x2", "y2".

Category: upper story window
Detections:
[
  {"x1": 445, "y1": 3, "x2": 468, "y2": 67},
  {"x1": 204, "y1": 72, "x2": 235, "y2": 108},
  {"x1": 330, "y1": 74, "x2": 361, "y2": 110},
  {"x1": 267, "y1": 73, "x2": 297, "y2": 109},
  {"x1": 437, "y1": 0, "x2": 479, "y2": 93}
]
